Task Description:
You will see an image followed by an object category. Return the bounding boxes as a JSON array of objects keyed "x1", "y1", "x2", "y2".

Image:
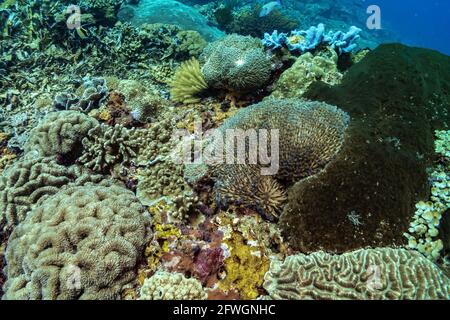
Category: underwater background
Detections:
[{"x1": 0, "y1": 0, "x2": 450, "y2": 300}]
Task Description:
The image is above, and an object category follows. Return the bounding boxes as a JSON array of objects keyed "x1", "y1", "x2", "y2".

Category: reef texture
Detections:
[
  {"x1": 270, "y1": 48, "x2": 342, "y2": 99},
  {"x1": 264, "y1": 248, "x2": 450, "y2": 300},
  {"x1": 139, "y1": 271, "x2": 207, "y2": 300},
  {"x1": 78, "y1": 124, "x2": 138, "y2": 173},
  {"x1": 0, "y1": 155, "x2": 107, "y2": 231},
  {"x1": 186, "y1": 98, "x2": 349, "y2": 219},
  {"x1": 281, "y1": 44, "x2": 450, "y2": 253},
  {"x1": 118, "y1": 0, "x2": 225, "y2": 41},
  {"x1": 2, "y1": 184, "x2": 151, "y2": 300},
  {"x1": 24, "y1": 111, "x2": 99, "y2": 158},
  {"x1": 201, "y1": 34, "x2": 273, "y2": 92}
]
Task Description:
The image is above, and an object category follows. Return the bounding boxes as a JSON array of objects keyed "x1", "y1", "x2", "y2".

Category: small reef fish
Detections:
[{"x1": 259, "y1": 0, "x2": 282, "y2": 17}]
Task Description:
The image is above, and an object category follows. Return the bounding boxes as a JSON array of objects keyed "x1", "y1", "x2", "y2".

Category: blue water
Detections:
[{"x1": 360, "y1": 0, "x2": 450, "y2": 54}]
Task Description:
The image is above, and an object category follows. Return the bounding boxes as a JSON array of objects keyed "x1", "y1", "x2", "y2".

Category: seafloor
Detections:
[{"x1": 0, "y1": 0, "x2": 450, "y2": 300}]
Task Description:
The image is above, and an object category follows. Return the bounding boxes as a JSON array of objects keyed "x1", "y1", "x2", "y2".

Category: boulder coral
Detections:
[
  {"x1": 201, "y1": 34, "x2": 273, "y2": 92},
  {"x1": 24, "y1": 111, "x2": 99, "y2": 159},
  {"x1": 264, "y1": 248, "x2": 450, "y2": 300},
  {"x1": 2, "y1": 184, "x2": 151, "y2": 300},
  {"x1": 281, "y1": 44, "x2": 450, "y2": 253},
  {"x1": 0, "y1": 155, "x2": 108, "y2": 231}
]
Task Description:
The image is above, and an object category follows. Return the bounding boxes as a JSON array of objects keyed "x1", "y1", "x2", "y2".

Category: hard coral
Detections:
[
  {"x1": 170, "y1": 58, "x2": 208, "y2": 105},
  {"x1": 78, "y1": 124, "x2": 138, "y2": 173},
  {"x1": 270, "y1": 48, "x2": 343, "y2": 99},
  {"x1": 264, "y1": 248, "x2": 450, "y2": 300},
  {"x1": 3, "y1": 184, "x2": 151, "y2": 300},
  {"x1": 201, "y1": 34, "x2": 273, "y2": 92},
  {"x1": 186, "y1": 98, "x2": 349, "y2": 219},
  {"x1": 24, "y1": 111, "x2": 99, "y2": 159},
  {"x1": 281, "y1": 44, "x2": 450, "y2": 253},
  {"x1": 139, "y1": 271, "x2": 207, "y2": 300},
  {"x1": 225, "y1": 5, "x2": 299, "y2": 38},
  {"x1": 0, "y1": 155, "x2": 107, "y2": 232}
]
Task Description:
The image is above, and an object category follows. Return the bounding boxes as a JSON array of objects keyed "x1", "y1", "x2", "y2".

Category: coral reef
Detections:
[
  {"x1": 264, "y1": 248, "x2": 450, "y2": 300},
  {"x1": 78, "y1": 124, "x2": 138, "y2": 173},
  {"x1": 222, "y1": 4, "x2": 299, "y2": 38},
  {"x1": 3, "y1": 184, "x2": 151, "y2": 300},
  {"x1": 0, "y1": 155, "x2": 107, "y2": 231},
  {"x1": 118, "y1": 0, "x2": 225, "y2": 41},
  {"x1": 201, "y1": 34, "x2": 273, "y2": 92},
  {"x1": 270, "y1": 48, "x2": 342, "y2": 99},
  {"x1": 220, "y1": 231, "x2": 269, "y2": 299},
  {"x1": 404, "y1": 130, "x2": 450, "y2": 261},
  {"x1": 24, "y1": 111, "x2": 99, "y2": 159},
  {"x1": 170, "y1": 58, "x2": 208, "y2": 104},
  {"x1": 263, "y1": 23, "x2": 362, "y2": 55},
  {"x1": 54, "y1": 77, "x2": 108, "y2": 113},
  {"x1": 281, "y1": 44, "x2": 450, "y2": 253},
  {"x1": 186, "y1": 98, "x2": 349, "y2": 219},
  {"x1": 139, "y1": 271, "x2": 207, "y2": 300}
]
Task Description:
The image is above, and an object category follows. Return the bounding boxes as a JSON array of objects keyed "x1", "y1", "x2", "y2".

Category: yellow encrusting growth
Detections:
[
  {"x1": 170, "y1": 58, "x2": 208, "y2": 104},
  {"x1": 219, "y1": 231, "x2": 270, "y2": 299}
]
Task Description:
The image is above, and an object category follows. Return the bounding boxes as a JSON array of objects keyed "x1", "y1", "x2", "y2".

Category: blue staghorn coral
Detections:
[{"x1": 262, "y1": 23, "x2": 362, "y2": 55}]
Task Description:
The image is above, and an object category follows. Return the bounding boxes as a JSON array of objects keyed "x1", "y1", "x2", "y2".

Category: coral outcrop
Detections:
[
  {"x1": 201, "y1": 34, "x2": 273, "y2": 92},
  {"x1": 139, "y1": 271, "x2": 207, "y2": 300},
  {"x1": 24, "y1": 111, "x2": 99, "y2": 158},
  {"x1": 270, "y1": 48, "x2": 342, "y2": 99},
  {"x1": 404, "y1": 130, "x2": 450, "y2": 261},
  {"x1": 3, "y1": 184, "x2": 151, "y2": 300},
  {"x1": 186, "y1": 98, "x2": 349, "y2": 219},
  {"x1": 0, "y1": 155, "x2": 107, "y2": 231},
  {"x1": 118, "y1": 0, "x2": 225, "y2": 41},
  {"x1": 281, "y1": 44, "x2": 450, "y2": 253},
  {"x1": 264, "y1": 248, "x2": 450, "y2": 300}
]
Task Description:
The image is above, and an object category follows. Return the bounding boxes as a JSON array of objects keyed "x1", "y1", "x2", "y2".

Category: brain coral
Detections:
[
  {"x1": 264, "y1": 248, "x2": 450, "y2": 300},
  {"x1": 139, "y1": 271, "x2": 207, "y2": 300},
  {"x1": 185, "y1": 98, "x2": 349, "y2": 218},
  {"x1": 2, "y1": 184, "x2": 151, "y2": 300},
  {"x1": 24, "y1": 111, "x2": 99, "y2": 158},
  {"x1": 0, "y1": 155, "x2": 107, "y2": 231},
  {"x1": 201, "y1": 34, "x2": 273, "y2": 92}
]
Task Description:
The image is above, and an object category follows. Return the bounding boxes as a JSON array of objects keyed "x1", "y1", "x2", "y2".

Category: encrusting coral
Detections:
[
  {"x1": 404, "y1": 130, "x2": 450, "y2": 261},
  {"x1": 270, "y1": 48, "x2": 343, "y2": 99},
  {"x1": 139, "y1": 271, "x2": 207, "y2": 300},
  {"x1": 0, "y1": 155, "x2": 108, "y2": 231},
  {"x1": 2, "y1": 184, "x2": 151, "y2": 300},
  {"x1": 24, "y1": 111, "x2": 99, "y2": 158},
  {"x1": 200, "y1": 34, "x2": 273, "y2": 92},
  {"x1": 170, "y1": 57, "x2": 208, "y2": 104},
  {"x1": 263, "y1": 248, "x2": 450, "y2": 300}
]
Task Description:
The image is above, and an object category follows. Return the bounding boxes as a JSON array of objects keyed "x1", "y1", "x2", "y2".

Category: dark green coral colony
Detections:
[{"x1": 280, "y1": 44, "x2": 450, "y2": 253}]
